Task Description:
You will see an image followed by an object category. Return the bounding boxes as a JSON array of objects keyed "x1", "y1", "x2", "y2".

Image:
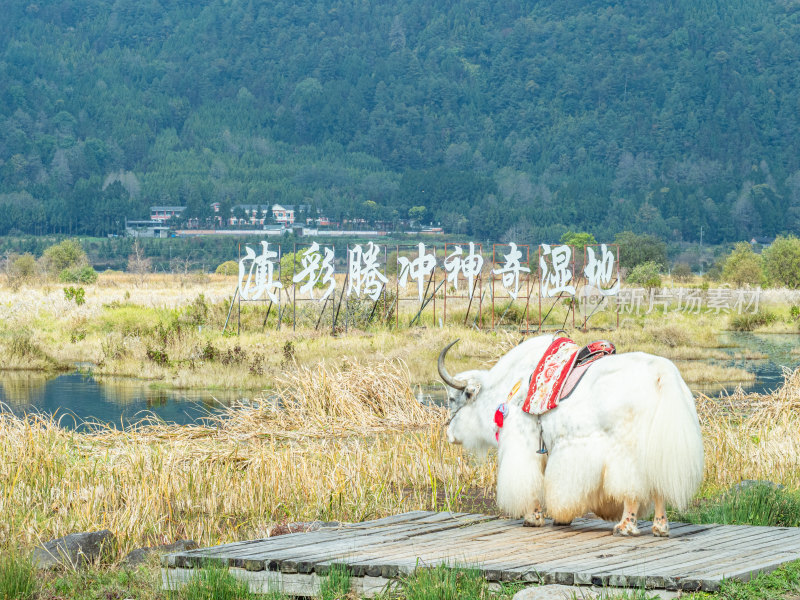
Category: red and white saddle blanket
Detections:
[{"x1": 521, "y1": 337, "x2": 615, "y2": 415}]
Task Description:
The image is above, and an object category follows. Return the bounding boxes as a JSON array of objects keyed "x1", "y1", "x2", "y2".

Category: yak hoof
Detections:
[
  {"x1": 523, "y1": 511, "x2": 546, "y2": 527},
  {"x1": 613, "y1": 522, "x2": 641, "y2": 537},
  {"x1": 553, "y1": 520, "x2": 573, "y2": 527},
  {"x1": 652, "y1": 520, "x2": 670, "y2": 537}
]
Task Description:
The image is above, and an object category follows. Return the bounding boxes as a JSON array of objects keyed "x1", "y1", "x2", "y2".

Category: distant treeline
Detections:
[{"x1": 3, "y1": 0, "x2": 800, "y2": 243}]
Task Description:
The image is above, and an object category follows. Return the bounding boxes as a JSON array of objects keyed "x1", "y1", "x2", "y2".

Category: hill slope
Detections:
[{"x1": 2, "y1": 0, "x2": 800, "y2": 242}]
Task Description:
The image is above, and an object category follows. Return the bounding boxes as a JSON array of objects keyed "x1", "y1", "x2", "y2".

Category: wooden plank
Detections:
[
  {"x1": 164, "y1": 512, "x2": 800, "y2": 596},
  {"x1": 309, "y1": 518, "x2": 526, "y2": 578},
  {"x1": 226, "y1": 514, "x2": 501, "y2": 572},
  {"x1": 185, "y1": 513, "x2": 485, "y2": 567},
  {"x1": 584, "y1": 524, "x2": 784, "y2": 575},
  {"x1": 478, "y1": 522, "x2": 697, "y2": 578},
  {"x1": 337, "y1": 519, "x2": 522, "y2": 577},
  {"x1": 656, "y1": 533, "x2": 800, "y2": 579}
]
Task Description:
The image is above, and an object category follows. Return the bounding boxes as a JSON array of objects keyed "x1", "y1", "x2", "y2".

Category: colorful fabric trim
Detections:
[
  {"x1": 494, "y1": 402, "x2": 509, "y2": 441},
  {"x1": 522, "y1": 337, "x2": 579, "y2": 415}
]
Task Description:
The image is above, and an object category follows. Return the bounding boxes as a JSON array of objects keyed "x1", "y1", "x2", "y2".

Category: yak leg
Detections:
[
  {"x1": 652, "y1": 497, "x2": 669, "y2": 537},
  {"x1": 612, "y1": 499, "x2": 641, "y2": 536},
  {"x1": 523, "y1": 501, "x2": 546, "y2": 527}
]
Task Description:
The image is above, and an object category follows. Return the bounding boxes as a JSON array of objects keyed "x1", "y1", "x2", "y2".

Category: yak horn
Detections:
[{"x1": 438, "y1": 339, "x2": 467, "y2": 390}]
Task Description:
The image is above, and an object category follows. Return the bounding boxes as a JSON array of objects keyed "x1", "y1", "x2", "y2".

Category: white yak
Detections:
[{"x1": 439, "y1": 335, "x2": 704, "y2": 536}]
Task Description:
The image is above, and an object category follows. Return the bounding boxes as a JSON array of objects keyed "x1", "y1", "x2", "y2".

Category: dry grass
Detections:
[
  {"x1": 3, "y1": 346, "x2": 800, "y2": 559},
  {"x1": 698, "y1": 367, "x2": 800, "y2": 494},
  {"x1": 0, "y1": 358, "x2": 493, "y2": 557},
  {"x1": 0, "y1": 276, "x2": 762, "y2": 389}
]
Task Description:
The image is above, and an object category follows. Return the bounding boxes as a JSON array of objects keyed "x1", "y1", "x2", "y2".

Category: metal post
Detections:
[
  {"x1": 537, "y1": 245, "x2": 542, "y2": 330},
  {"x1": 222, "y1": 286, "x2": 239, "y2": 334},
  {"x1": 292, "y1": 242, "x2": 297, "y2": 331},
  {"x1": 277, "y1": 244, "x2": 282, "y2": 331},
  {"x1": 237, "y1": 243, "x2": 241, "y2": 335},
  {"x1": 478, "y1": 243, "x2": 483, "y2": 329},
  {"x1": 491, "y1": 244, "x2": 496, "y2": 329}
]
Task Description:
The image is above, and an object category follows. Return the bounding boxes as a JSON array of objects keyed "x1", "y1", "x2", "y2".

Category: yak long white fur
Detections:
[{"x1": 443, "y1": 335, "x2": 704, "y2": 535}]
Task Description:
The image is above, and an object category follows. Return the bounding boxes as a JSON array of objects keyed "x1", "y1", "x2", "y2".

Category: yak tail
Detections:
[{"x1": 643, "y1": 359, "x2": 704, "y2": 510}]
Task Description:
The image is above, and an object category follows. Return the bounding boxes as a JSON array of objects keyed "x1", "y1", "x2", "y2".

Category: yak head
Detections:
[
  {"x1": 438, "y1": 339, "x2": 497, "y2": 456},
  {"x1": 438, "y1": 335, "x2": 555, "y2": 457}
]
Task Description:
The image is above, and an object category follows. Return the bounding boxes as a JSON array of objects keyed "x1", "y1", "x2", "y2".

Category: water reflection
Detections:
[
  {"x1": 2, "y1": 332, "x2": 797, "y2": 428},
  {"x1": 0, "y1": 371, "x2": 243, "y2": 429}
]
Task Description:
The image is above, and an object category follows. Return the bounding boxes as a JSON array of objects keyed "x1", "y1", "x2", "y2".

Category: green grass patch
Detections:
[
  {"x1": 729, "y1": 310, "x2": 778, "y2": 332},
  {"x1": 0, "y1": 551, "x2": 36, "y2": 600},
  {"x1": 711, "y1": 558, "x2": 800, "y2": 600},
  {"x1": 319, "y1": 563, "x2": 352, "y2": 600},
  {"x1": 169, "y1": 563, "x2": 260, "y2": 600},
  {"x1": 676, "y1": 483, "x2": 800, "y2": 527},
  {"x1": 390, "y1": 564, "x2": 501, "y2": 600}
]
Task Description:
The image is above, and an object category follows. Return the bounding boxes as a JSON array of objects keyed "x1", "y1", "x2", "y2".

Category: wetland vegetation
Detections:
[{"x1": 2, "y1": 273, "x2": 800, "y2": 599}]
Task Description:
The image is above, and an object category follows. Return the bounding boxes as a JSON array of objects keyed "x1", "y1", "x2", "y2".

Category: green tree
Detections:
[
  {"x1": 627, "y1": 261, "x2": 662, "y2": 289},
  {"x1": 408, "y1": 206, "x2": 427, "y2": 224},
  {"x1": 722, "y1": 242, "x2": 763, "y2": 287},
  {"x1": 41, "y1": 239, "x2": 88, "y2": 274},
  {"x1": 559, "y1": 231, "x2": 597, "y2": 251},
  {"x1": 614, "y1": 232, "x2": 667, "y2": 270},
  {"x1": 763, "y1": 236, "x2": 800, "y2": 288}
]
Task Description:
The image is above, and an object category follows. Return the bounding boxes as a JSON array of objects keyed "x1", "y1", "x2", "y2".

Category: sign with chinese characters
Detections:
[
  {"x1": 239, "y1": 241, "x2": 282, "y2": 302},
  {"x1": 444, "y1": 242, "x2": 484, "y2": 297},
  {"x1": 232, "y1": 240, "x2": 760, "y2": 332},
  {"x1": 493, "y1": 243, "x2": 531, "y2": 300},
  {"x1": 539, "y1": 244, "x2": 575, "y2": 298},
  {"x1": 292, "y1": 242, "x2": 336, "y2": 302},
  {"x1": 347, "y1": 242, "x2": 388, "y2": 302},
  {"x1": 584, "y1": 244, "x2": 619, "y2": 296},
  {"x1": 398, "y1": 243, "x2": 437, "y2": 302}
]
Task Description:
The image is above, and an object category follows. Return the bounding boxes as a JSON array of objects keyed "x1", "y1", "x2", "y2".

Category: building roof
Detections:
[{"x1": 150, "y1": 206, "x2": 186, "y2": 211}]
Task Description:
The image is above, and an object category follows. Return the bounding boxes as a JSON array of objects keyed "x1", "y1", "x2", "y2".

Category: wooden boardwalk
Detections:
[{"x1": 161, "y1": 511, "x2": 800, "y2": 597}]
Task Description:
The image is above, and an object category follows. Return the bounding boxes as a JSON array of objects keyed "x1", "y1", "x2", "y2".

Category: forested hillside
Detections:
[{"x1": 3, "y1": 0, "x2": 800, "y2": 243}]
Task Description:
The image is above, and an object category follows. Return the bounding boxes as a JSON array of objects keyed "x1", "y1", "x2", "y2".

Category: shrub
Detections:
[
  {"x1": 729, "y1": 310, "x2": 778, "y2": 331},
  {"x1": 7, "y1": 253, "x2": 38, "y2": 282},
  {"x1": 671, "y1": 263, "x2": 693, "y2": 282},
  {"x1": 763, "y1": 235, "x2": 800, "y2": 288},
  {"x1": 59, "y1": 265, "x2": 98, "y2": 284},
  {"x1": 215, "y1": 260, "x2": 239, "y2": 276},
  {"x1": 626, "y1": 261, "x2": 662, "y2": 288},
  {"x1": 722, "y1": 242, "x2": 763, "y2": 287},
  {"x1": 183, "y1": 294, "x2": 209, "y2": 326},
  {"x1": 42, "y1": 239, "x2": 88, "y2": 273},
  {"x1": 145, "y1": 346, "x2": 170, "y2": 366},
  {"x1": 63, "y1": 286, "x2": 86, "y2": 305}
]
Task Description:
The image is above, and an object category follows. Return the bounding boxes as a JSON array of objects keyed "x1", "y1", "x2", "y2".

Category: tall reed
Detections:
[{"x1": 0, "y1": 359, "x2": 493, "y2": 558}]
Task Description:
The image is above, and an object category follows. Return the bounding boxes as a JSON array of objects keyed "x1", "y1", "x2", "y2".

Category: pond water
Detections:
[
  {"x1": 2, "y1": 332, "x2": 797, "y2": 428},
  {"x1": 0, "y1": 371, "x2": 242, "y2": 429}
]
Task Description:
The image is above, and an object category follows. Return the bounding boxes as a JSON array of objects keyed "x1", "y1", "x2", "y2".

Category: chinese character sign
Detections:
[
  {"x1": 347, "y1": 242, "x2": 388, "y2": 301},
  {"x1": 239, "y1": 241, "x2": 283, "y2": 302},
  {"x1": 584, "y1": 244, "x2": 619, "y2": 296},
  {"x1": 398, "y1": 243, "x2": 437, "y2": 301},
  {"x1": 539, "y1": 244, "x2": 575, "y2": 297},
  {"x1": 292, "y1": 242, "x2": 336, "y2": 302},
  {"x1": 444, "y1": 242, "x2": 484, "y2": 297},
  {"x1": 493, "y1": 242, "x2": 531, "y2": 300}
]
